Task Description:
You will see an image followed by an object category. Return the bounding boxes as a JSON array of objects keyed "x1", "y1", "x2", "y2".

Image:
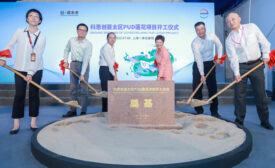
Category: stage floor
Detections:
[{"x1": 0, "y1": 103, "x2": 275, "y2": 168}]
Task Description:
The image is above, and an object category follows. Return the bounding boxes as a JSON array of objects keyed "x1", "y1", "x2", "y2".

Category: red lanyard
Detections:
[
  {"x1": 27, "y1": 30, "x2": 40, "y2": 50},
  {"x1": 230, "y1": 26, "x2": 244, "y2": 46}
]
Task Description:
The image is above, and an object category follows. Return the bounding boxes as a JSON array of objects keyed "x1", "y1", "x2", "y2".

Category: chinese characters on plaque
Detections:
[{"x1": 108, "y1": 81, "x2": 181, "y2": 129}]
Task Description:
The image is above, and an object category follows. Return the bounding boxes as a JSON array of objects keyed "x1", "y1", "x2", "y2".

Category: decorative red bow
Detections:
[
  {"x1": 113, "y1": 62, "x2": 119, "y2": 72},
  {"x1": 154, "y1": 60, "x2": 158, "y2": 67},
  {"x1": 0, "y1": 49, "x2": 12, "y2": 58},
  {"x1": 59, "y1": 60, "x2": 65, "y2": 75},
  {"x1": 268, "y1": 50, "x2": 275, "y2": 69},
  {"x1": 214, "y1": 54, "x2": 227, "y2": 64}
]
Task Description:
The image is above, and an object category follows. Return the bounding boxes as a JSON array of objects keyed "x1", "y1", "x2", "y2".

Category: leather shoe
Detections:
[
  {"x1": 62, "y1": 111, "x2": 77, "y2": 118},
  {"x1": 261, "y1": 122, "x2": 274, "y2": 130},
  {"x1": 80, "y1": 112, "x2": 86, "y2": 115},
  {"x1": 30, "y1": 127, "x2": 38, "y2": 132},
  {"x1": 235, "y1": 119, "x2": 244, "y2": 126},
  {"x1": 10, "y1": 128, "x2": 20, "y2": 135}
]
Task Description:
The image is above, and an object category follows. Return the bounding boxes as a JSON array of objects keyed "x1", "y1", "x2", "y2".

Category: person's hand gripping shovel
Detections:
[
  {"x1": 59, "y1": 60, "x2": 107, "y2": 98},
  {"x1": 0, "y1": 50, "x2": 81, "y2": 108},
  {"x1": 190, "y1": 50, "x2": 275, "y2": 108},
  {"x1": 176, "y1": 54, "x2": 227, "y2": 108}
]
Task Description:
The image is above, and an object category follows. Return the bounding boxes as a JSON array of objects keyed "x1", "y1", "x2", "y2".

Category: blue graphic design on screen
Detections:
[{"x1": 0, "y1": 2, "x2": 214, "y2": 83}]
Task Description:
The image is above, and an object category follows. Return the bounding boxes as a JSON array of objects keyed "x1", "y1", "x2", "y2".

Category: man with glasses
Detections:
[{"x1": 62, "y1": 23, "x2": 93, "y2": 117}]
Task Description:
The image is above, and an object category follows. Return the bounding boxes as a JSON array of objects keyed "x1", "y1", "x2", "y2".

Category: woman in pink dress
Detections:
[{"x1": 155, "y1": 35, "x2": 173, "y2": 80}]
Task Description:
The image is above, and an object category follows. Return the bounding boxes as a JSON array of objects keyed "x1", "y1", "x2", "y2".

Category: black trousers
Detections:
[
  {"x1": 99, "y1": 66, "x2": 114, "y2": 112},
  {"x1": 192, "y1": 61, "x2": 218, "y2": 114},
  {"x1": 12, "y1": 70, "x2": 43, "y2": 118},
  {"x1": 234, "y1": 60, "x2": 269, "y2": 124}
]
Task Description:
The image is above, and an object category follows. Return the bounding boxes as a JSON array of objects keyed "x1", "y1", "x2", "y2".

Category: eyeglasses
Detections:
[
  {"x1": 28, "y1": 14, "x2": 40, "y2": 19},
  {"x1": 77, "y1": 29, "x2": 87, "y2": 32}
]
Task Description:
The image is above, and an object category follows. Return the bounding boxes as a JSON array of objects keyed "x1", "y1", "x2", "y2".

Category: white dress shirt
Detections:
[
  {"x1": 226, "y1": 23, "x2": 271, "y2": 76},
  {"x1": 191, "y1": 32, "x2": 223, "y2": 75},
  {"x1": 63, "y1": 37, "x2": 93, "y2": 75},
  {"x1": 99, "y1": 43, "x2": 116, "y2": 76},
  {"x1": 0, "y1": 28, "x2": 46, "y2": 76}
]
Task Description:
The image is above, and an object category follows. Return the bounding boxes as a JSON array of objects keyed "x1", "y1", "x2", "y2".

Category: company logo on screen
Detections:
[
  {"x1": 199, "y1": 9, "x2": 208, "y2": 19},
  {"x1": 60, "y1": 10, "x2": 79, "y2": 16}
]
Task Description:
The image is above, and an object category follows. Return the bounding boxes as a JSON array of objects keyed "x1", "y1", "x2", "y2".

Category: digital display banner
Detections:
[{"x1": 0, "y1": 2, "x2": 214, "y2": 83}]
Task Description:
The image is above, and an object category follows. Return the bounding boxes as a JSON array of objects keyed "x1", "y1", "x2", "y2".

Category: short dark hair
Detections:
[
  {"x1": 77, "y1": 23, "x2": 88, "y2": 32},
  {"x1": 26, "y1": 9, "x2": 42, "y2": 25},
  {"x1": 107, "y1": 32, "x2": 116, "y2": 38},
  {"x1": 155, "y1": 35, "x2": 165, "y2": 42},
  {"x1": 194, "y1": 21, "x2": 205, "y2": 28}
]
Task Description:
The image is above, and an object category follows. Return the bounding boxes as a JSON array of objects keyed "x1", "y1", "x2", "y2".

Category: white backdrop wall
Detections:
[
  {"x1": 251, "y1": 0, "x2": 275, "y2": 92},
  {"x1": 219, "y1": 0, "x2": 275, "y2": 91}
]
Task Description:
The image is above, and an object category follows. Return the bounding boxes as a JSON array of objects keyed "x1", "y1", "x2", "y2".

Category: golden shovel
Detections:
[
  {"x1": 4, "y1": 65, "x2": 81, "y2": 108},
  {"x1": 176, "y1": 63, "x2": 216, "y2": 108},
  {"x1": 67, "y1": 68, "x2": 107, "y2": 98},
  {"x1": 190, "y1": 61, "x2": 266, "y2": 107}
]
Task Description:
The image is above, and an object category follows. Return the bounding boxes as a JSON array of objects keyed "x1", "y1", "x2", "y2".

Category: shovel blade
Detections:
[
  {"x1": 176, "y1": 99, "x2": 190, "y2": 108},
  {"x1": 91, "y1": 91, "x2": 108, "y2": 98},
  {"x1": 64, "y1": 100, "x2": 81, "y2": 108},
  {"x1": 189, "y1": 99, "x2": 211, "y2": 107}
]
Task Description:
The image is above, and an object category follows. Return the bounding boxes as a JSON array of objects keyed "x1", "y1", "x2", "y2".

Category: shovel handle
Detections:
[
  {"x1": 187, "y1": 63, "x2": 217, "y2": 103},
  {"x1": 207, "y1": 62, "x2": 264, "y2": 102},
  {"x1": 4, "y1": 65, "x2": 64, "y2": 104},
  {"x1": 68, "y1": 68, "x2": 98, "y2": 93}
]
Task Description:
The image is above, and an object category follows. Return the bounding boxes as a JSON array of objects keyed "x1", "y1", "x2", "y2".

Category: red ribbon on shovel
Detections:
[
  {"x1": 0, "y1": 49, "x2": 12, "y2": 58},
  {"x1": 114, "y1": 62, "x2": 119, "y2": 72},
  {"x1": 214, "y1": 54, "x2": 227, "y2": 64},
  {"x1": 59, "y1": 60, "x2": 65, "y2": 75}
]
